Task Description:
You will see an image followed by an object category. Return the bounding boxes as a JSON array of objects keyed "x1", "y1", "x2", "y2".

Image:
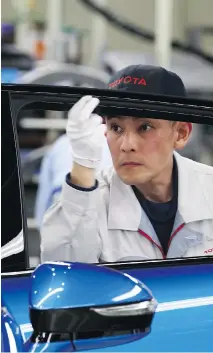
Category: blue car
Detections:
[{"x1": 1, "y1": 83, "x2": 213, "y2": 352}]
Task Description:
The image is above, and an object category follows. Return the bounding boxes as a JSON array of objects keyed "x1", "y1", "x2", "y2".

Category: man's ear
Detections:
[{"x1": 174, "y1": 122, "x2": 192, "y2": 150}]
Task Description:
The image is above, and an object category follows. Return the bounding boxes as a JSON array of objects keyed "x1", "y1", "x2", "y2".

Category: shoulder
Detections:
[
  {"x1": 46, "y1": 135, "x2": 72, "y2": 186},
  {"x1": 50, "y1": 135, "x2": 71, "y2": 156},
  {"x1": 49, "y1": 134, "x2": 72, "y2": 167},
  {"x1": 175, "y1": 152, "x2": 213, "y2": 204},
  {"x1": 175, "y1": 152, "x2": 213, "y2": 176}
]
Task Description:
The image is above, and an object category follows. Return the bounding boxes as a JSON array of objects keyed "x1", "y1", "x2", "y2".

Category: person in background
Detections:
[
  {"x1": 35, "y1": 133, "x2": 112, "y2": 229},
  {"x1": 40, "y1": 65, "x2": 213, "y2": 263}
]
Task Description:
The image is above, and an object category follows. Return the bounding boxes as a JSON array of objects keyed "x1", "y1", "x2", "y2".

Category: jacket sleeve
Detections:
[{"x1": 40, "y1": 177, "x2": 103, "y2": 263}]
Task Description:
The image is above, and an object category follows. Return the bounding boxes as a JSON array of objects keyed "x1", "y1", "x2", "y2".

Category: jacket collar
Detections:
[
  {"x1": 108, "y1": 171, "x2": 141, "y2": 230},
  {"x1": 107, "y1": 152, "x2": 213, "y2": 230}
]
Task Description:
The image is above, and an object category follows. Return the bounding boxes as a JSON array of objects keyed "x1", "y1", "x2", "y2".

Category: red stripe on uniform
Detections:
[
  {"x1": 138, "y1": 229, "x2": 166, "y2": 259},
  {"x1": 168, "y1": 223, "x2": 185, "y2": 248},
  {"x1": 138, "y1": 223, "x2": 185, "y2": 259}
]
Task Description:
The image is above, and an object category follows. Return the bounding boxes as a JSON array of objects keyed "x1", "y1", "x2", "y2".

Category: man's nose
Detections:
[{"x1": 120, "y1": 132, "x2": 138, "y2": 152}]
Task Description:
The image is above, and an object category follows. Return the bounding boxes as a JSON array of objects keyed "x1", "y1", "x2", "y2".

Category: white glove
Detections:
[{"x1": 66, "y1": 95, "x2": 106, "y2": 169}]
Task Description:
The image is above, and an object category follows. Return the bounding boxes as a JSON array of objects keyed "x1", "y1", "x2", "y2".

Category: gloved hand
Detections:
[{"x1": 66, "y1": 95, "x2": 106, "y2": 169}]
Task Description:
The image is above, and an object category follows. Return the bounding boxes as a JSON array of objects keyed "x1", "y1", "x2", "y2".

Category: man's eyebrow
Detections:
[
  {"x1": 105, "y1": 116, "x2": 122, "y2": 120},
  {"x1": 106, "y1": 116, "x2": 150, "y2": 120}
]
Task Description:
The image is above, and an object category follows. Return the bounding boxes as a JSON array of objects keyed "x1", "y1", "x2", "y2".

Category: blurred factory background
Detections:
[{"x1": 1, "y1": 0, "x2": 213, "y2": 266}]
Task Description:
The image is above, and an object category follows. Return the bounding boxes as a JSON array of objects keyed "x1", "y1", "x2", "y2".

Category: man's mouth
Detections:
[{"x1": 121, "y1": 162, "x2": 142, "y2": 166}]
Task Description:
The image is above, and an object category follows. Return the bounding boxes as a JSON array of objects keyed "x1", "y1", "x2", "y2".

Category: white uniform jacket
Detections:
[{"x1": 40, "y1": 152, "x2": 213, "y2": 263}]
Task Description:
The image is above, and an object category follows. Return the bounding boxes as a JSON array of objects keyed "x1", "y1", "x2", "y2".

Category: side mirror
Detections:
[{"x1": 28, "y1": 262, "x2": 157, "y2": 351}]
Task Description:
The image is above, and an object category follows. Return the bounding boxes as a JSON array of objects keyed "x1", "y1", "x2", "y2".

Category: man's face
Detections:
[{"x1": 106, "y1": 116, "x2": 191, "y2": 185}]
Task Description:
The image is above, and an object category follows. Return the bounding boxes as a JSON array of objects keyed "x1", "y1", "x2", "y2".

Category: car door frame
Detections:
[{"x1": 1, "y1": 82, "x2": 213, "y2": 275}]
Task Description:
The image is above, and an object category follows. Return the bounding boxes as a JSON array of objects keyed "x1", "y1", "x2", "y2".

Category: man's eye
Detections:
[
  {"x1": 139, "y1": 124, "x2": 153, "y2": 132},
  {"x1": 110, "y1": 124, "x2": 122, "y2": 133}
]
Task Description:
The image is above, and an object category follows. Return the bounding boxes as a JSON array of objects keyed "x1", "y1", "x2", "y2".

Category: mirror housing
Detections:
[{"x1": 29, "y1": 262, "x2": 157, "y2": 349}]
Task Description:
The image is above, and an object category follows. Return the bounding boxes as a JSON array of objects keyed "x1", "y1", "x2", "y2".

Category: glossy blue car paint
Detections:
[
  {"x1": 26, "y1": 262, "x2": 153, "y2": 352},
  {"x1": 2, "y1": 262, "x2": 213, "y2": 352},
  {"x1": 1, "y1": 299, "x2": 24, "y2": 352},
  {"x1": 30, "y1": 262, "x2": 152, "y2": 310},
  {"x1": 90, "y1": 264, "x2": 213, "y2": 352},
  {"x1": 2, "y1": 262, "x2": 154, "y2": 352}
]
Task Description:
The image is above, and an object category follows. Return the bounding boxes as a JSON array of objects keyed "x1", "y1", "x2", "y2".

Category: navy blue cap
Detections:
[{"x1": 108, "y1": 65, "x2": 186, "y2": 97}]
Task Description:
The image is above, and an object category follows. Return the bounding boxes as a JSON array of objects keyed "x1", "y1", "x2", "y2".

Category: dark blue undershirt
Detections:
[
  {"x1": 66, "y1": 158, "x2": 178, "y2": 255},
  {"x1": 132, "y1": 158, "x2": 178, "y2": 255}
]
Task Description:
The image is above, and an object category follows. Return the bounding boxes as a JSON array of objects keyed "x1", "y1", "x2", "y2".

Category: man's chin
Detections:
[{"x1": 117, "y1": 171, "x2": 150, "y2": 186}]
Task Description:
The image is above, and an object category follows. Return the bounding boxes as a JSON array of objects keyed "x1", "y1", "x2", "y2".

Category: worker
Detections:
[{"x1": 40, "y1": 65, "x2": 213, "y2": 263}]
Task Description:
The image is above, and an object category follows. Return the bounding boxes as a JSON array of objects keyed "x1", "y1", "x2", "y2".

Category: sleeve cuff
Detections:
[{"x1": 65, "y1": 173, "x2": 98, "y2": 192}]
